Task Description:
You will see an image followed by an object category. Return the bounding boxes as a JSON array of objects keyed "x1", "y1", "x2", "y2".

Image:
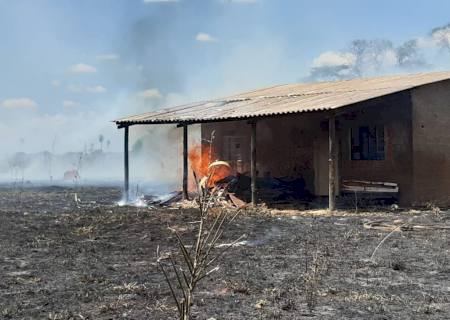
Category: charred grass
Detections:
[{"x1": 0, "y1": 187, "x2": 450, "y2": 319}]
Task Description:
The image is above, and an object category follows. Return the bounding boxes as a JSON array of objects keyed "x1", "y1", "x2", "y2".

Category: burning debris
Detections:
[
  {"x1": 117, "y1": 142, "x2": 248, "y2": 209},
  {"x1": 199, "y1": 161, "x2": 232, "y2": 189},
  {"x1": 117, "y1": 192, "x2": 184, "y2": 208},
  {"x1": 118, "y1": 168, "x2": 248, "y2": 210},
  {"x1": 195, "y1": 160, "x2": 248, "y2": 209},
  {"x1": 185, "y1": 141, "x2": 248, "y2": 208}
]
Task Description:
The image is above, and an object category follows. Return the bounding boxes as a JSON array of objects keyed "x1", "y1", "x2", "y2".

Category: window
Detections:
[{"x1": 350, "y1": 125, "x2": 385, "y2": 160}]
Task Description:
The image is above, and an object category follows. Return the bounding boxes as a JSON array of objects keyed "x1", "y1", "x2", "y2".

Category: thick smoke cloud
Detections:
[{"x1": 307, "y1": 23, "x2": 450, "y2": 81}]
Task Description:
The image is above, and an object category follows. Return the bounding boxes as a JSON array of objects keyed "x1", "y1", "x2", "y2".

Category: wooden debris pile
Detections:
[
  {"x1": 193, "y1": 160, "x2": 248, "y2": 209},
  {"x1": 129, "y1": 161, "x2": 249, "y2": 209},
  {"x1": 342, "y1": 179, "x2": 398, "y2": 193}
]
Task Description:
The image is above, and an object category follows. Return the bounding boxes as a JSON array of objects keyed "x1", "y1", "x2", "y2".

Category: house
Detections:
[{"x1": 114, "y1": 71, "x2": 450, "y2": 208}]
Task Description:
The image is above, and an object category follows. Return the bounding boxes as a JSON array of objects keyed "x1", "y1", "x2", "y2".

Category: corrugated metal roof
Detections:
[{"x1": 114, "y1": 71, "x2": 450, "y2": 126}]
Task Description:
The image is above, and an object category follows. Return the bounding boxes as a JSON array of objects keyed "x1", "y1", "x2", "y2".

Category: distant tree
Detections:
[
  {"x1": 132, "y1": 139, "x2": 144, "y2": 155},
  {"x1": 106, "y1": 139, "x2": 111, "y2": 150},
  {"x1": 9, "y1": 152, "x2": 29, "y2": 181},
  {"x1": 19, "y1": 138, "x2": 25, "y2": 150},
  {"x1": 43, "y1": 151, "x2": 52, "y2": 181},
  {"x1": 98, "y1": 134, "x2": 104, "y2": 151}
]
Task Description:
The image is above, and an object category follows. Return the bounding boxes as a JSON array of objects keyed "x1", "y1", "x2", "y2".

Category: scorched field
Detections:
[{"x1": 1, "y1": 186, "x2": 450, "y2": 319}]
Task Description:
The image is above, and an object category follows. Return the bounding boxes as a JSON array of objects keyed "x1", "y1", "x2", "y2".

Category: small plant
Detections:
[
  {"x1": 426, "y1": 202, "x2": 441, "y2": 216},
  {"x1": 304, "y1": 250, "x2": 326, "y2": 313},
  {"x1": 303, "y1": 215, "x2": 328, "y2": 314},
  {"x1": 157, "y1": 174, "x2": 244, "y2": 320},
  {"x1": 1, "y1": 306, "x2": 15, "y2": 319}
]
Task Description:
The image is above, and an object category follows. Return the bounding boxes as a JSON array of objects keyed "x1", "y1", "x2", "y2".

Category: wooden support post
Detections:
[
  {"x1": 250, "y1": 120, "x2": 257, "y2": 206},
  {"x1": 124, "y1": 125, "x2": 130, "y2": 202},
  {"x1": 328, "y1": 115, "x2": 336, "y2": 211},
  {"x1": 182, "y1": 124, "x2": 189, "y2": 200}
]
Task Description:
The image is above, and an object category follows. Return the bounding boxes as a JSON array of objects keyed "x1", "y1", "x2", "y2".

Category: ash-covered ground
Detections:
[{"x1": 1, "y1": 186, "x2": 450, "y2": 319}]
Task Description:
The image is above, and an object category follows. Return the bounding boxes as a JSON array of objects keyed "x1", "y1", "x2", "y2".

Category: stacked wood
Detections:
[{"x1": 341, "y1": 179, "x2": 398, "y2": 193}]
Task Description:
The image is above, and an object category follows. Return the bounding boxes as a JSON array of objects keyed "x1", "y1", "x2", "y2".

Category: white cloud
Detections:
[
  {"x1": 312, "y1": 51, "x2": 357, "y2": 68},
  {"x1": 195, "y1": 32, "x2": 217, "y2": 43},
  {"x1": 138, "y1": 88, "x2": 163, "y2": 99},
  {"x1": 66, "y1": 84, "x2": 106, "y2": 94},
  {"x1": 62, "y1": 100, "x2": 79, "y2": 109},
  {"x1": 97, "y1": 53, "x2": 119, "y2": 61},
  {"x1": 51, "y1": 80, "x2": 61, "y2": 87},
  {"x1": 222, "y1": 0, "x2": 258, "y2": 3},
  {"x1": 143, "y1": 0, "x2": 178, "y2": 3},
  {"x1": 68, "y1": 63, "x2": 97, "y2": 74},
  {"x1": 1, "y1": 98, "x2": 38, "y2": 110},
  {"x1": 87, "y1": 85, "x2": 107, "y2": 93},
  {"x1": 66, "y1": 84, "x2": 83, "y2": 93}
]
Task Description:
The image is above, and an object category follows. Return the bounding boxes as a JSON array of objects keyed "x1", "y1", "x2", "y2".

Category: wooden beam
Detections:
[
  {"x1": 176, "y1": 122, "x2": 194, "y2": 128},
  {"x1": 250, "y1": 120, "x2": 257, "y2": 206},
  {"x1": 124, "y1": 125, "x2": 130, "y2": 202},
  {"x1": 182, "y1": 124, "x2": 189, "y2": 200},
  {"x1": 328, "y1": 115, "x2": 336, "y2": 211},
  {"x1": 117, "y1": 123, "x2": 134, "y2": 129}
]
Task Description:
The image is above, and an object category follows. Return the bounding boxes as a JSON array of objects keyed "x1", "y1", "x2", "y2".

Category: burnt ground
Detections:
[{"x1": 1, "y1": 187, "x2": 450, "y2": 319}]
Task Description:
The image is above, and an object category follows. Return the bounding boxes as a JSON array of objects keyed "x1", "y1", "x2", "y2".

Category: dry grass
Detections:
[{"x1": 73, "y1": 225, "x2": 97, "y2": 237}]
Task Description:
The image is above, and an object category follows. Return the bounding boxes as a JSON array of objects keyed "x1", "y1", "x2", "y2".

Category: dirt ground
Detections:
[{"x1": 1, "y1": 186, "x2": 450, "y2": 319}]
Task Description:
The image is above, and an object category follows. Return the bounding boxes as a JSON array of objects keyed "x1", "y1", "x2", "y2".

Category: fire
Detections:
[
  {"x1": 188, "y1": 144, "x2": 211, "y2": 178},
  {"x1": 188, "y1": 144, "x2": 231, "y2": 188}
]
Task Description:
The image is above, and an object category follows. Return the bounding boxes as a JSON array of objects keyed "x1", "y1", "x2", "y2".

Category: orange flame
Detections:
[
  {"x1": 188, "y1": 144, "x2": 231, "y2": 188},
  {"x1": 188, "y1": 144, "x2": 211, "y2": 178}
]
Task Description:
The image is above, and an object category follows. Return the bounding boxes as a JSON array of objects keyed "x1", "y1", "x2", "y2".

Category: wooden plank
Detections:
[
  {"x1": 229, "y1": 193, "x2": 247, "y2": 208},
  {"x1": 342, "y1": 177, "x2": 399, "y2": 193},
  {"x1": 341, "y1": 186, "x2": 399, "y2": 193},
  {"x1": 342, "y1": 179, "x2": 398, "y2": 187}
]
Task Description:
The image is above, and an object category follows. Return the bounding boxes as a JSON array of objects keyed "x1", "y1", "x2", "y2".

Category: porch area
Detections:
[{"x1": 114, "y1": 72, "x2": 450, "y2": 209}]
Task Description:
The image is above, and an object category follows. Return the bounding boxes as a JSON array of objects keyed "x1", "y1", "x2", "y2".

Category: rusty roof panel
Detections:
[{"x1": 114, "y1": 71, "x2": 450, "y2": 125}]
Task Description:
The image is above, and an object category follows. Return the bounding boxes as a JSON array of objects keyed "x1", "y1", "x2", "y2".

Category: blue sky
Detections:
[{"x1": 1, "y1": 0, "x2": 450, "y2": 154}]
